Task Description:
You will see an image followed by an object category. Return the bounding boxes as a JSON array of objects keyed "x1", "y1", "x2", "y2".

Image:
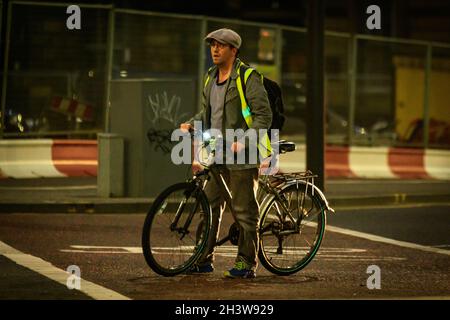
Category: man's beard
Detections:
[
  {"x1": 213, "y1": 57, "x2": 224, "y2": 66},
  {"x1": 214, "y1": 56, "x2": 234, "y2": 67}
]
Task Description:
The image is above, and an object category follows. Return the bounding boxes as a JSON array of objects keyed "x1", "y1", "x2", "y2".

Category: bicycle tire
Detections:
[
  {"x1": 142, "y1": 182, "x2": 212, "y2": 276},
  {"x1": 258, "y1": 182, "x2": 326, "y2": 275}
]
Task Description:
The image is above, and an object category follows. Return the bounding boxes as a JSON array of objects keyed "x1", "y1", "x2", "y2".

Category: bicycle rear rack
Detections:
[
  {"x1": 272, "y1": 170, "x2": 318, "y2": 182},
  {"x1": 267, "y1": 170, "x2": 319, "y2": 197}
]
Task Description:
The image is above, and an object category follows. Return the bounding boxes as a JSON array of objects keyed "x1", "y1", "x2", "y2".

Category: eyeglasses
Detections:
[{"x1": 209, "y1": 41, "x2": 228, "y2": 49}]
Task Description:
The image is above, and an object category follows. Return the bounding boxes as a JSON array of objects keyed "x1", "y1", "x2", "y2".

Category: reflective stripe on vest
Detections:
[
  {"x1": 235, "y1": 62, "x2": 272, "y2": 158},
  {"x1": 204, "y1": 67, "x2": 214, "y2": 88}
]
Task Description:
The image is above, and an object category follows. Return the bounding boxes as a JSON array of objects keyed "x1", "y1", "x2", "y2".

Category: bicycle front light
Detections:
[{"x1": 202, "y1": 131, "x2": 211, "y2": 141}]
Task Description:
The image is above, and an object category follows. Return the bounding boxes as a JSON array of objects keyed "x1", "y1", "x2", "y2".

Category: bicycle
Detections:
[{"x1": 141, "y1": 131, "x2": 335, "y2": 276}]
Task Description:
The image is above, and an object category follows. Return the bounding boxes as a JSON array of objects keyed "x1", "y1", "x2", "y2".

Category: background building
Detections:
[{"x1": 0, "y1": 0, "x2": 449, "y2": 182}]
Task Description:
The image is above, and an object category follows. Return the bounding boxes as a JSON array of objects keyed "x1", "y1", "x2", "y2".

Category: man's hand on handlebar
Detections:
[
  {"x1": 180, "y1": 123, "x2": 193, "y2": 134},
  {"x1": 191, "y1": 160, "x2": 204, "y2": 175},
  {"x1": 230, "y1": 141, "x2": 245, "y2": 153}
]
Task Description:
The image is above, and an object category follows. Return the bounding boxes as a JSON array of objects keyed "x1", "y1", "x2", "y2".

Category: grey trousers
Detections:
[{"x1": 197, "y1": 166, "x2": 260, "y2": 270}]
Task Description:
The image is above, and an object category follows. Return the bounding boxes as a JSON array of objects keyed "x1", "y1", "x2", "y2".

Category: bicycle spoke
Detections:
[
  {"x1": 259, "y1": 183, "x2": 325, "y2": 275},
  {"x1": 142, "y1": 182, "x2": 210, "y2": 276}
]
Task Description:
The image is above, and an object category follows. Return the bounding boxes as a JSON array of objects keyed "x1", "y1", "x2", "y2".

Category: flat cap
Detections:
[{"x1": 204, "y1": 28, "x2": 242, "y2": 49}]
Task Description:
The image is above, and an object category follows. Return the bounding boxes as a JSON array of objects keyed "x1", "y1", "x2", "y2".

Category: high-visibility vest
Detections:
[{"x1": 204, "y1": 62, "x2": 273, "y2": 159}]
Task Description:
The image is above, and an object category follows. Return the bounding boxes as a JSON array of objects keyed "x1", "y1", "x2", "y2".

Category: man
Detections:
[{"x1": 180, "y1": 28, "x2": 272, "y2": 279}]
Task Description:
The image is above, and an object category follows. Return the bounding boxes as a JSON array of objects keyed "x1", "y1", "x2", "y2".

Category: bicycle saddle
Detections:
[{"x1": 274, "y1": 140, "x2": 296, "y2": 153}]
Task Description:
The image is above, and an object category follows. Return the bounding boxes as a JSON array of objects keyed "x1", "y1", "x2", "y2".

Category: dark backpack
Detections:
[{"x1": 239, "y1": 64, "x2": 285, "y2": 138}]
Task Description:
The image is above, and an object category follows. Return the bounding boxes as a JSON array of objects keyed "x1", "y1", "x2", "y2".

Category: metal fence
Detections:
[{"x1": 1, "y1": 1, "x2": 450, "y2": 149}]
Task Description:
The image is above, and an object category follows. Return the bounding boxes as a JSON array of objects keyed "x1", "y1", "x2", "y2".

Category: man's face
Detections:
[{"x1": 209, "y1": 40, "x2": 237, "y2": 66}]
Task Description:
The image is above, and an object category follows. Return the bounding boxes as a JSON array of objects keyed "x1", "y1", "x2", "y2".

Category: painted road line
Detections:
[
  {"x1": 326, "y1": 225, "x2": 450, "y2": 256},
  {"x1": 70, "y1": 245, "x2": 141, "y2": 253},
  {"x1": 0, "y1": 241, "x2": 130, "y2": 300},
  {"x1": 353, "y1": 296, "x2": 450, "y2": 300},
  {"x1": 387, "y1": 296, "x2": 450, "y2": 300},
  {"x1": 61, "y1": 245, "x2": 405, "y2": 262},
  {"x1": 334, "y1": 203, "x2": 450, "y2": 211},
  {"x1": 0, "y1": 185, "x2": 97, "y2": 191},
  {"x1": 60, "y1": 250, "x2": 137, "y2": 254},
  {"x1": 65, "y1": 245, "x2": 367, "y2": 254},
  {"x1": 327, "y1": 180, "x2": 450, "y2": 185},
  {"x1": 318, "y1": 257, "x2": 406, "y2": 261}
]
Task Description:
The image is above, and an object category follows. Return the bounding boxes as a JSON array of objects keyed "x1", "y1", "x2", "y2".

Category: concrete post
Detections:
[{"x1": 97, "y1": 133, "x2": 124, "y2": 197}]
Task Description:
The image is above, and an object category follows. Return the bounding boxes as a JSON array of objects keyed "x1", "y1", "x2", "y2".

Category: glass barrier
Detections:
[
  {"x1": 3, "y1": 3, "x2": 108, "y2": 137},
  {"x1": 114, "y1": 11, "x2": 201, "y2": 79},
  {"x1": 280, "y1": 28, "x2": 307, "y2": 139},
  {"x1": 0, "y1": 4, "x2": 448, "y2": 150},
  {"x1": 354, "y1": 38, "x2": 427, "y2": 147},
  {"x1": 325, "y1": 34, "x2": 350, "y2": 145},
  {"x1": 428, "y1": 46, "x2": 450, "y2": 148},
  {"x1": 113, "y1": 11, "x2": 202, "y2": 125}
]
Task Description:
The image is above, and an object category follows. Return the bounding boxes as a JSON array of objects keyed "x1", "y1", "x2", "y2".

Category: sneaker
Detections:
[
  {"x1": 186, "y1": 264, "x2": 214, "y2": 274},
  {"x1": 223, "y1": 261, "x2": 256, "y2": 279}
]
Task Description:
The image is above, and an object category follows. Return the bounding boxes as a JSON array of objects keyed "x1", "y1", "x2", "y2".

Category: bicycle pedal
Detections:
[{"x1": 283, "y1": 221, "x2": 295, "y2": 230}]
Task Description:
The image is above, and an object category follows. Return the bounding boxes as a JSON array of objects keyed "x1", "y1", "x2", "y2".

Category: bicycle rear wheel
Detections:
[
  {"x1": 258, "y1": 182, "x2": 326, "y2": 275},
  {"x1": 142, "y1": 182, "x2": 211, "y2": 276}
]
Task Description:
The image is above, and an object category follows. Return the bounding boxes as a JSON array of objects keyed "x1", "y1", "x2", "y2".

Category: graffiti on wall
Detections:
[{"x1": 145, "y1": 91, "x2": 190, "y2": 154}]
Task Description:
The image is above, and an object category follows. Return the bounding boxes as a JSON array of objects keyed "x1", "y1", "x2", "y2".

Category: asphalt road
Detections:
[
  {"x1": 1, "y1": 177, "x2": 449, "y2": 198},
  {"x1": 0, "y1": 204, "x2": 449, "y2": 300},
  {"x1": 328, "y1": 204, "x2": 450, "y2": 248}
]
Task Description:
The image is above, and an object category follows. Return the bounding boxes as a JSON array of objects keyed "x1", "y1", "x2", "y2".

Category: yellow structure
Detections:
[{"x1": 394, "y1": 56, "x2": 450, "y2": 141}]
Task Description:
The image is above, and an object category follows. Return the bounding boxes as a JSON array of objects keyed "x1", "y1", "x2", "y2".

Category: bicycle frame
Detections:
[
  {"x1": 166, "y1": 164, "x2": 234, "y2": 244},
  {"x1": 202, "y1": 165, "x2": 237, "y2": 247},
  {"x1": 143, "y1": 132, "x2": 333, "y2": 276},
  {"x1": 258, "y1": 179, "x2": 302, "y2": 236},
  {"x1": 258, "y1": 172, "x2": 335, "y2": 236},
  {"x1": 172, "y1": 133, "x2": 334, "y2": 248}
]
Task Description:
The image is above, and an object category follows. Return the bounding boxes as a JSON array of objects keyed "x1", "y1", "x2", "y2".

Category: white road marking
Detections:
[
  {"x1": 61, "y1": 245, "x2": 405, "y2": 262},
  {"x1": 70, "y1": 245, "x2": 141, "y2": 253},
  {"x1": 335, "y1": 203, "x2": 450, "y2": 211},
  {"x1": 326, "y1": 225, "x2": 450, "y2": 256},
  {"x1": 66, "y1": 245, "x2": 366, "y2": 253},
  {"x1": 60, "y1": 250, "x2": 137, "y2": 254},
  {"x1": 432, "y1": 245, "x2": 450, "y2": 248},
  {"x1": 0, "y1": 241, "x2": 131, "y2": 300},
  {"x1": 327, "y1": 180, "x2": 449, "y2": 185},
  {"x1": 0, "y1": 185, "x2": 97, "y2": 191},
  {"x1": 318, "y1": 257, "x2": 406, "y2": 261},
  {"x1": 380, "y1": 296, "x2": 450, "y2": 300}
]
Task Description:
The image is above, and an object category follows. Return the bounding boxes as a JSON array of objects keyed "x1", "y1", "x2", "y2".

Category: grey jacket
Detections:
[{"x1": 188, "y1": 58, "x2": 272, "y2": 168}]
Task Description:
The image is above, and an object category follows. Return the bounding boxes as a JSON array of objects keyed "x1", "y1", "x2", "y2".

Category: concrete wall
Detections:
[
  {"x1": 1, "y1": 140, "x2": 449, "y2": 180},
  {"x1": 0, "y1": 140, "x2": 97, "y2": 178}
]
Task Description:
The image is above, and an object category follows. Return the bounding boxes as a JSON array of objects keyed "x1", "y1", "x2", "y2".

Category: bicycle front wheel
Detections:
[
  {"x1": 142, "y1": 182, "x2": 211, "y2": 276},
  {"x1": 258, "y1": 182, "x2": 326, "y2": 275}
]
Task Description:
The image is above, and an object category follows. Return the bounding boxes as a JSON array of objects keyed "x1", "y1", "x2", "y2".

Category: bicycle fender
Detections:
[{"x1": 280, "y1": 180, "x2": 335, "y2": 213}]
